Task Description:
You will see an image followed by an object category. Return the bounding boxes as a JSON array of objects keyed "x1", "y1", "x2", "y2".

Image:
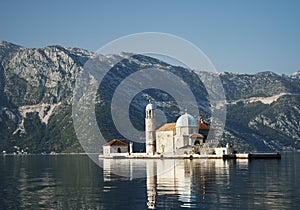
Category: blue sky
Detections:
[{"x1": 1, "y1": 0, "x2": 300, "y2": 74}]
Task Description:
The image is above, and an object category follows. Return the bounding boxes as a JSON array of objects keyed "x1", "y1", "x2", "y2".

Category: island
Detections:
[{"x1": 99, "y1": 102, "x2": 281, "y2": 160}]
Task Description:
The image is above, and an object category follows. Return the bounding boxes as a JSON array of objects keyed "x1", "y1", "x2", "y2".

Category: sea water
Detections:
[{"x1": 0, "y1": 152, "x2": 299, "y2": 209}]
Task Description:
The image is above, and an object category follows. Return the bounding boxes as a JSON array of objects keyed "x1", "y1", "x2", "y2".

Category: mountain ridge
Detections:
[{"x1": 1, "y1": 41, "x2": 299, "y2": 154}]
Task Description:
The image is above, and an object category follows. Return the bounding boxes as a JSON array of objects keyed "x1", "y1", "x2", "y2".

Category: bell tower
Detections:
[{"x1": 145, "y1": 102, "x2": 156, "y2": 155}]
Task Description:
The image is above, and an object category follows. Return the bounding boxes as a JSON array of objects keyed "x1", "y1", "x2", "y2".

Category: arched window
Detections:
[
  {"x1": 194, "y1": 140, "x2": 200, "y2": 146},
  {"x1": 117, "y1": 148, "x2": 121, "y2": 153}
]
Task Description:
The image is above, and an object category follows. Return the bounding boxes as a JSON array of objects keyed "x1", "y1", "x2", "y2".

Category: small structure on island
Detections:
[{"x1": 103, "y1": 139, "x2": 128, "y2": 156}]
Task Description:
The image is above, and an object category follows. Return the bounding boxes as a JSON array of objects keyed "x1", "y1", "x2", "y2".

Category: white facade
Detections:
[
  {"x1": 156, "y1": 129, "x2": 174, "y2": 154},
  {"x1": 214, "y1": 143, "x2": 233, "y2": 155},
  {"x1": 155, "y1": 112, "x2": 202, "y2": 154},
  {"x1": 103, "y1": 145, "x2": 128, "y2": 155},
  {"x1": 103, "y1": 139, "x2": 128, "y2": 156}
]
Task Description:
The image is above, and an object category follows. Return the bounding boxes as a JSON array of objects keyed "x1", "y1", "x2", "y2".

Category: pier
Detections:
[{"x1": 223, "y1": 152, "x2": 281, "y2": 160}]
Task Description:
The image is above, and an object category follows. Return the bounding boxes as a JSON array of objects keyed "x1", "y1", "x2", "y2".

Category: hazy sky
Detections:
[{"x1": 1, "y1": 0, "x2": 300, "y2": 74}]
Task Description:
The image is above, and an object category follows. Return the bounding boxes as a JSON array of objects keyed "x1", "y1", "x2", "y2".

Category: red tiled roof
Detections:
[
  {"x1": 157, "y1": 123, "x2": 176, "y2": 132},
  {"x1": 104, "y1": 139, "x2": 128, "y2": 146},
  {"x1": 157, "y1": 120, "x2": 213, "y2": 132},
  {"x1": 198, "y1": 120, "x2": 212, "y2": 130},
  {"x1": 189, "y1": 133, "x2": 204, "y2": 138}
]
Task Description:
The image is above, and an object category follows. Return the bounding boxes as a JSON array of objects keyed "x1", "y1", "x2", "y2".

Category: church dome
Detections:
[
  {"x1": 176, "y1": 113, "x2": 198, "y2": 128},
  {"x1": 146, "y1": 103, "x2": 156, "y2": 110}
]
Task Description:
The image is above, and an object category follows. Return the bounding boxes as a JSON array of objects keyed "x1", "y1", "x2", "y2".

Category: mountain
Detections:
[
  {"x1": 0, "y1": 41, "x2": 299, "y2": 154},
  {"x1": 290, "y1": 71, "x2": 300, "y2": 80}
]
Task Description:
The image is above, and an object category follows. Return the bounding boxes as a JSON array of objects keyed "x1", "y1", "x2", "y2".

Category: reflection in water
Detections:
[
  {"x1": 1, "y1": 155, "x2": 105, "y2": 209},
  {"x1": 102, "y1": 157, "x2": 299, "y2": 209},
  {"x1": 1, "y1": 154, "x2": 300, "y2": 209},
  {"x1": 146, "y1": 160, "x2": 157, "y2": 209},
  {"x1": 102, "y1": 159, "x2": 232, "y2": 209},
  {"x1": 18, "y1": 166, "x2": 56, "y2": 208},
  {"x1": 2, "y1": 156, "x2": 58, "y2": 209}
]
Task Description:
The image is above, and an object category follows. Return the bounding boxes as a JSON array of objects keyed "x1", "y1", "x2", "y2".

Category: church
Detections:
[
  {"x1": 145, "y1": 102, "x2": 214, "y2": 155},
  {"x1": 102, "y1": 101, "x2": 233, "y2": 157}
]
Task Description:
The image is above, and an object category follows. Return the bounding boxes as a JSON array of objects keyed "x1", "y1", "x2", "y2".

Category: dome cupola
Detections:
[{"x1": 176, "y1": 113, "x2": 198, "y2": 128}]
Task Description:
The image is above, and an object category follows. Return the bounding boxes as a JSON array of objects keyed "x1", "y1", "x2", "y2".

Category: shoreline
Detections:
[{"x1": 98, "y1": 152, "x2": 281, "y2": 160}]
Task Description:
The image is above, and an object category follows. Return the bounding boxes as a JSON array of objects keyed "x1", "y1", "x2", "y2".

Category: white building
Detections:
[
  {"x1": 145, "y1": 102, "x2": 216, "y2": 155},
  {"x1": 103, "y1": 139, "x2": 128, "y2": 156}
]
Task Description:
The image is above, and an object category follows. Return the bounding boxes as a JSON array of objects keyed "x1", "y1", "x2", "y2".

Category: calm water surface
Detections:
[{"x1": 1, "y1": 153, "x2": 299, "y2": 209}]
